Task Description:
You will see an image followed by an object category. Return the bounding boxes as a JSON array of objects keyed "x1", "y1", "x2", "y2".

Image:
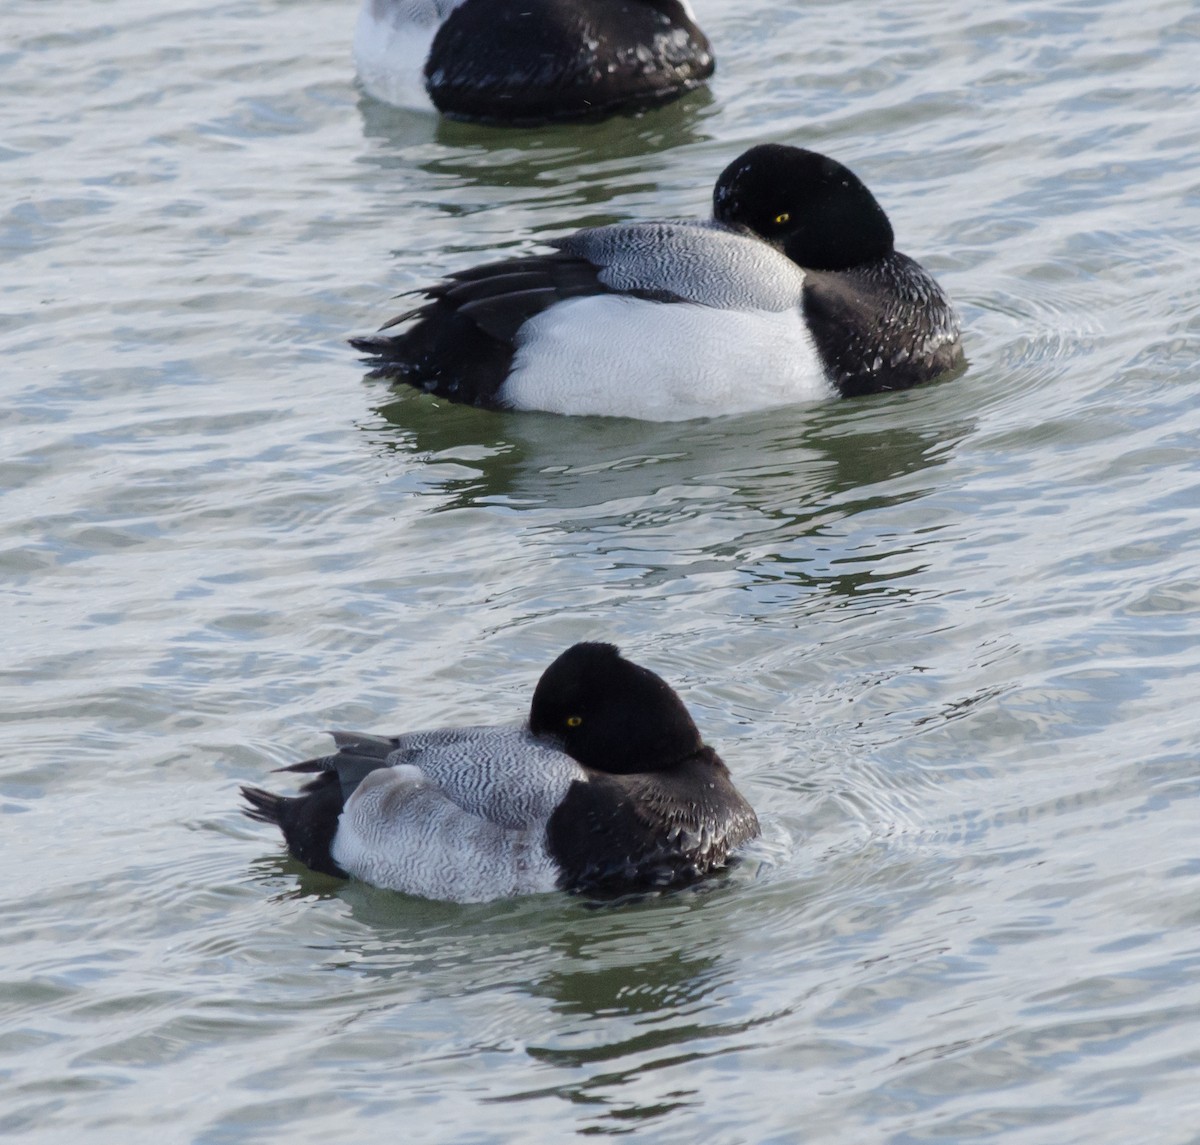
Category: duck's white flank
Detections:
[
  {"x1": 329, "y1": 723, "x2": 587, "y2": 901},
  {"x1": 353, "y1": 0, "x2": 465, "y2": 109},
  {"x1": 331, "y1": 766, "x2": 565, "y2": 901},
  {"x1": 502, "y1": 295, "x2": 834, "y2": 421}
]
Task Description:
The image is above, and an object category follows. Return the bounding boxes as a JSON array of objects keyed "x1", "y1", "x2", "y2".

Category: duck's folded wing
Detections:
[
  {"x1": 382, "y1": 726, "x2": 583, "y2": 829},
  {"x1": 332, "y1": 723, "x2": 522, "y2": 759},
  {"x1": 553, "y1": 221, "x2": 807, "y2": 313},
  {"x1": 353, "y1": 253, "x2": 610, "y2": 348},
  {"x1": 278, "y1": 722, "x2": 518, "y2": 779},
  {"x1": 279, "y1": 724, "x2": 581, "y2": 830},
  {"x1": 331, "y1": 765, "x2": 560, "y2": 902},
  {"x1": 348, "y1": 253, "x2": 616, "y2": 406}
]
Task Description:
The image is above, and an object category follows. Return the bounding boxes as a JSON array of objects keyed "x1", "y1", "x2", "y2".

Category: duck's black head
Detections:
[
  {"x1": 713, "y1": 143, "x2": 895, "y2": 271},
  {"x1": 529, "y1": 642, "x2": 704, "y2": 775}
]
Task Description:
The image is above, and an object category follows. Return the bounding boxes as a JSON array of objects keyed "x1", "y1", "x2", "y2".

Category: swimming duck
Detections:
[
  {"x1": 353, "y1": 0, "x2": 714, "y2": 123},
  {"x1": 241, "y1": 642, "x2": 759, "y2": 901},
  {"x1": 351, "y1": 144, "x2": 964, "y2": 420}
]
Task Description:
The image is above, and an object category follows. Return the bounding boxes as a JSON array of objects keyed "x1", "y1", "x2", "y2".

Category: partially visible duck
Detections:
[
  {"x1": 241, "y1": 642, "x2": 759, "y2": 902},
  {"x1": 351, "y1": 144, "x2": 964, "y2": 421},
  {"x1": 353, "y1": 0, "x2": 714, "y2": 124}
]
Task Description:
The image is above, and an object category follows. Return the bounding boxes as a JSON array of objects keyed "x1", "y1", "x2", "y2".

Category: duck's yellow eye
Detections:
[
  {"x1": 774, "y1": 211, "x2": 791, "y2": 225},
  {"x1": 566, "y1": 715, "x2": 583, "y2": 728}
]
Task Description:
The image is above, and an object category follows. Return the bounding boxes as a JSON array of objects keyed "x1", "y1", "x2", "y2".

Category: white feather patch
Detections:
[
  {"x1": 501, "y1": 295, "x2": 836, "y2": 421},
  {"x1": 332, "y1": 765, "x2": 566, "y2": 902},
  {"x1": 352, "y1": 0, "x2": 466, "y2": 110},
  {"x1": 328, "y1": 724, "x2": 587, "y2": 902}
]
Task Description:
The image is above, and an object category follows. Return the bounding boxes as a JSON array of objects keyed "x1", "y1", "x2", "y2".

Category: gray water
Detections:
[{"x1": 3, "y1": 0, "x2": 1199, "y2": 1140}]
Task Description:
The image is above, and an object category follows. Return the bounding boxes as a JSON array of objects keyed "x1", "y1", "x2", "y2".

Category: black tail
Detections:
[
  {"x1": 241, "y1": 732, "x2": 402, "y2": 879},
  {"x1": 240, "y1": 784, "x2": 288, "y2": 826},
  {"x1": 240, "y1": 772, "x2": 347, "y2": 878},
  {"x1": 348, "y1": 332, "x2": 414, "y2": 365}
]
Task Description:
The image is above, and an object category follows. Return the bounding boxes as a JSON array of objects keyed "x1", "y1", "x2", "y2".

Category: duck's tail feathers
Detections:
[
  {"x1": 275, "y1": 731, "x2": 395, "y2": 775},
  {"x1": 329, "y1": 730, "x2": 398, "y2": 754},
  {"x1": 271, "y1": 732, "x2": 396, "y2": 801},
  {"x1": 240, "y1": 785, "x2": 288, "y2": 826},
  {"x1": 349, "y1": 332, "x2": 409, "y2": 359},
  {"x1": 241, "y1": 731, "x2": 403, "y2": 877},
  {"x1": 240, "y1": 778, "x2": 347, "y2": 878}
]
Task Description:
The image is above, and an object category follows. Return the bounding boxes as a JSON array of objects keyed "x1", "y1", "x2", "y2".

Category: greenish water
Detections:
[{"x1": 3, "y1": 0, "x2": 1199, "y2": 1141}]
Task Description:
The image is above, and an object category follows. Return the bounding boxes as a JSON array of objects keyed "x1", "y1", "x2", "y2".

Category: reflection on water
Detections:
[
  {"x1": 366, "y1": 385, "x2": 970, "y2": 516},
  {"x1": 355, "y1": 85, "x2": 716, "y2": 238},
  {"x1": 363, "y1": 384, "x2": 976, "y2": 617},
  {"x1": 290, "y1": 877, "x2": 786, "y2": 1134},
  {"x1": 358, "y1": 86, "x2": 714, "y2": 172}
]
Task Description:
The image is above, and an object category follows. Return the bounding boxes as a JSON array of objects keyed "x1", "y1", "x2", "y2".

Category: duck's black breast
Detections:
[
  {"x1": 545, "y1": 748, "x2": 761, "y2": 895},
  {"x1": 425, "y1": 0, "x2": 714, "y2": 125},
  {"x1": 802, "y1": 251, "x2": 965, "y2": 397}
]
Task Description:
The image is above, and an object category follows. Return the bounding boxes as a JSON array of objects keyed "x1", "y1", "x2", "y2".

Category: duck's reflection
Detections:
[
  {"x1": 353, "y1": 84, "x2": 716, "y2": 245},
  {"x1": 367, "y1": 389, "x2": 965, "y2": 506},
  {"x1": 358, "y1": 386, "x2": 973, "y2": 609},
  {"x1": 357, "y1": 83, "x2": 714, "y2": 174},
  {"x1": 318, "y1": 878, "x2": 778, "y2": 1131}
]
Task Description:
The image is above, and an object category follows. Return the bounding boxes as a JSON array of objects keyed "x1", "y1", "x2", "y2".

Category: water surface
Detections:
[{"x1": 3, "y1": 0, "x2": 1199, "y2": 1141}]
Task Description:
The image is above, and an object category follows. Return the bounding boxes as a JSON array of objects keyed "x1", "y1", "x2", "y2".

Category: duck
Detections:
[
  {"x1": 350, "y1": 144, "x2": 965, "y2": 421},
  {"x1": 352, "y1": 0, "x2": 715, "y2": 123},
  {"x1": 241, "y1": 642, "x2": 759, "y2": 902}
]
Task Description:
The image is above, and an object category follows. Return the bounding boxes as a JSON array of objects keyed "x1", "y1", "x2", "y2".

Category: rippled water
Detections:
[{"x1": 3, "y1": 0, "x2": 1199, "y2": 1140}]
